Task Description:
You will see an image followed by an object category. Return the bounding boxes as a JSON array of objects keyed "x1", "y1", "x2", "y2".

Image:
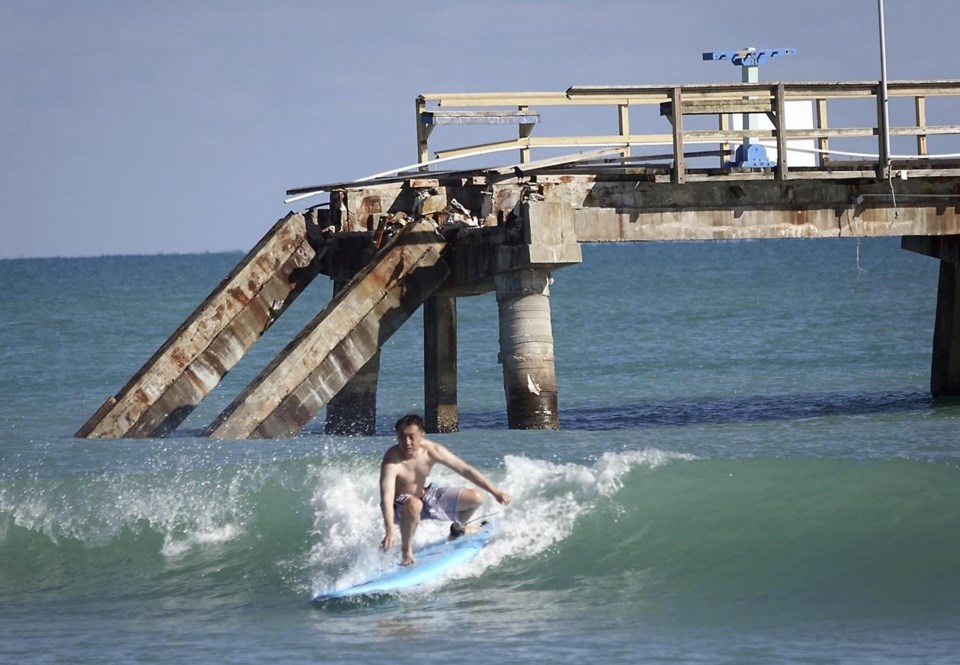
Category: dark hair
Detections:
[{"x1": 394, "y1": 414, "x2": 425, "y2": 433}]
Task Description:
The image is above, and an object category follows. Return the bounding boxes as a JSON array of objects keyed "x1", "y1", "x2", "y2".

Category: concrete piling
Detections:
[
  {"x1": 932, "y1": 257, "x2": 960, "y2": 395},
  {"x1": 324, "y1": 279, "x2": 380, "y2": 436},
  {"x1": 324, "y1": 353, "x2": 380, "y2": 436},
  {"x1": 424, "y1": 295, "x2": 459, "y2": 433},
  {"x1": 903, "y1": 235, "x2": 960, "y2": 395},
  {"x1": 495, "y1": 268, "x2": 560, "y2": 429}
]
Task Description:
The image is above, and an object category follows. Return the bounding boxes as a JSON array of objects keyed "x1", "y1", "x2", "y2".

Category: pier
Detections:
[{"x1": 79, "y1": 78, "x2": 960, "y2": 439}]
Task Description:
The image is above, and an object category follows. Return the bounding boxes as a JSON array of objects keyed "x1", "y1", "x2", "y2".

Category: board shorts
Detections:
[{"x1": 393, "y1": 484, "x2": 461, "y2": 523}]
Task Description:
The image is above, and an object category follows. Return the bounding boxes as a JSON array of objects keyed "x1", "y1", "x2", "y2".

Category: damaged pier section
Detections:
[
  {"x1": 78, "y1": 78, "x2": 960, "y2": 440},
  {"x1": 78, "y1": 178, "x2": 582, "y2": 439}
]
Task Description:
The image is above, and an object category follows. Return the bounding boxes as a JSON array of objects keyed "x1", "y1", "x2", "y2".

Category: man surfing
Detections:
[{"x1": 380, "y1": 414, "x2": 511, "y2": 565}]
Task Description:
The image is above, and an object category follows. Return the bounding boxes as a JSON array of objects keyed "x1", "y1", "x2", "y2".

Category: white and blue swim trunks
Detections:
[{"x1": 393, "y1": 484, "x2": 461, "y2": 522}]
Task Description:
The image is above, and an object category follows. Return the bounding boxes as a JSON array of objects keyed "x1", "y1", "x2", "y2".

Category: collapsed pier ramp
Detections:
[
  {"x1": 204, "y1": 220, "x2": 449, "y2": 439},
  {"x1": 76, "y1": 212, "x2": 322, "y2": 438}
]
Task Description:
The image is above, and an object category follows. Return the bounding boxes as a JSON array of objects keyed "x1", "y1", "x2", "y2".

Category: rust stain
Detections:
[
  {"x1": 228, "y1": 286, "x2": 252, "y2": 307},
  {"x1": 361, "y1": 195, "x2": 383, "y2": 217},
  {"x1": 134, "y1": 388, "x2": 149, "y2": 405},
  {"x1": 171, "y1": 347, "x2": 190, "y2": 370},
  {"x1": 254, "y1": 254, "x2": 276, "y2": 274}
]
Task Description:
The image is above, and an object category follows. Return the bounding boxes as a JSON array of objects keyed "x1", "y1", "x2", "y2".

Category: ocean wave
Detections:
[{"x1": 3, "y1": 451, "x2": 959, "y2": 619}]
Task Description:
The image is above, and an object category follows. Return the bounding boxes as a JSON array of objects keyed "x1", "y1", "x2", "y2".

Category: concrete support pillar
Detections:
[
  {"x1": 902, "y1": 235, "x2": 960, "y2": 397},
  {"x1": 932, "y1": 259, "x2": 960, "y2": 396},
  {"x1": 494, "y1": 269, "x2": 559, "y2": 430},
  {"x1": 325, "y1": 279, "x2": 379, "y2": 436},
  {"x1": 424, "y1": 296, "x2": 458, "y2": 433}
]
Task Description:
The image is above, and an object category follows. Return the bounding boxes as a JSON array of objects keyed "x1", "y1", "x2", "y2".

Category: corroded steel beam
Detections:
[
  {"x1": 76, "y1": 212, "x2": 322, "y2": 438},
  {"x1": 205, "y1": 220, "x2": 449, "y2": 439}
]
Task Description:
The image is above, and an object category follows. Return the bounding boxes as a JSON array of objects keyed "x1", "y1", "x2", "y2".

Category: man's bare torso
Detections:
[{"x1": 384, "y1": 441, "x2": 438, "y2": 497}]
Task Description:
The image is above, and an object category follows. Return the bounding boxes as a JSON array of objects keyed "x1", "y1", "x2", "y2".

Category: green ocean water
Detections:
[{"x1": 2, "y1": 238, "x2": 960, "y2": 663}]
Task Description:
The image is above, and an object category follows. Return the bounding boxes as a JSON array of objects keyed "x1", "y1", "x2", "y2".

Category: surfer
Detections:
[{"x1": 380, "y1": 414, "x2": 511, "y2": 565}]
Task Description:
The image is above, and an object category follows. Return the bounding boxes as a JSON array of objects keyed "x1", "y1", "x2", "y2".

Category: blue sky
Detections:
[{"x1": 2, "y1": 0, "x2": 955, "y2": 259}]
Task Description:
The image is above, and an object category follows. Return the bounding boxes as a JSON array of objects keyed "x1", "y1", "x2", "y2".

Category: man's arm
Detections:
[
  {"x1": 430, "y1": 442, "x2": 512, "y2": 505},
  {"x1": 379, "y1": 459, "x2": 398, "y2": 550}
]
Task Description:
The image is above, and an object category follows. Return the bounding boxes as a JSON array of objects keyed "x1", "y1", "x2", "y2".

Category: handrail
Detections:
[{"x1": 415, "y1": 79, "x2": 960, "y2": 180}]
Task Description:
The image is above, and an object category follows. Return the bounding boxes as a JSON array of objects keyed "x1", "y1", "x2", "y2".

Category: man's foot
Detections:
[
  {"x1": 400, "y1": 551, "x2": 416, "y2": 566},
  {"x1": 449, "y1": 522, "x2": 481, "y2": 539}
]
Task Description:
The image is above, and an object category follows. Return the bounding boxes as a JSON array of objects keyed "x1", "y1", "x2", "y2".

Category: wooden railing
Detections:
[{"x1": 415, "y1": 80, "x2": 960, "y2": 182}]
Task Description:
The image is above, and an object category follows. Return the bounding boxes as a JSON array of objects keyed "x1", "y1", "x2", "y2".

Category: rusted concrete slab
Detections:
[
  {"x1": 331, "y1": 174, "x2": 960, "y2": 243},
  {"x1": 204, "y1": 220, "x2": 449, "y2": 439},
  {"x1": 76, "y1": 212, "x2": 321, "y2": 438}
]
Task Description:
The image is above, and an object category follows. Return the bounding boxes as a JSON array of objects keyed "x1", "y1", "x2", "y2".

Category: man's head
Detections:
[
  {"x1": 394, "y1": 414, "x2": 425, "y2": 434},
  {"x1": 395, "y1": 414, "x2": 426, "y2": 456}
]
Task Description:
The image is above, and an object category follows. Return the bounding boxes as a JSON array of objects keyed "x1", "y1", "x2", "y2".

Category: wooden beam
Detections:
[
  {"x1": 659, "y1": 99, "x2": 774, "y2": 116},
  {"x1": 416, "y1": 95, "x2": 430, "y2": 165},
  {"x1": 916, "y1": 96, "x2": 929, "y2": 156},
  {"x1": 618, "y1": 103, "x2": 630, "y2": 158},
  {"x1": 671, "y1": 87, "x2": 685, "y2": 185},
  {"x1": 816, "y1": 98, "x2": 830, "y2": 165},
  {"x1": 775, "y1": 83, "x2": 789, "y2": 181}
]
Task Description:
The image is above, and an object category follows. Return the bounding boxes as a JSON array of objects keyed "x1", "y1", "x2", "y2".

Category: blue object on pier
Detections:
[
  {"x1": 703, "y1": 48, "x2": 796, "y2": 67},
  {"x1": 704, "y1": 47, "x2": 796, "y2": 168},
  {"x1": 729, "y1": 143, "x2": 777, "y2": 169}
]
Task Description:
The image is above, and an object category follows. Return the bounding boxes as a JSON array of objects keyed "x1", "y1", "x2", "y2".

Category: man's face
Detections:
[{"x1": 397, "y1": 425, "x2": 423, "y2": 457}]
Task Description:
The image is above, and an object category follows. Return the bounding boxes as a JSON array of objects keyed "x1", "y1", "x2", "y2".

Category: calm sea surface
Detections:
[{"x1": 2, "y1": 238, "x2": 960, "y2": 664}]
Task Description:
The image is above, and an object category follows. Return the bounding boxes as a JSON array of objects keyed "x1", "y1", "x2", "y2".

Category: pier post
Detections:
[
  {"x1": 323, "y1": 354, "x2": 379, "y2": 435},
  {"x1": 902, "y1": 235, "x2": 960, "y2": 395},
  {"x1": 424, "y1": 295, "x2": 459, "y2": 433},
  {"x1": 325, "y1": 279, "x2": 379, "y2": 436},
  {"x1": 495, "y1": 269, "x2": 559, "y2": 429},
  {"x1": 932, "y1": 259, "x2": 960, "y2": 395}
]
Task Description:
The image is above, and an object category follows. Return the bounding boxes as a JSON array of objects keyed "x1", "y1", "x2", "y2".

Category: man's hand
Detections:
[
  {"x1": 495, "y1": 491, "x2": 512, "y2": 507},
  {"x1": 381, "y1": 529, "x2": 396, "y2": 551}
]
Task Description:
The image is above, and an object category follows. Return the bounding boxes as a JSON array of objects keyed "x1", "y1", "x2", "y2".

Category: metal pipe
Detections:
[{"x1": 878, "y1": 0, "x2": 892, "y2": 175}]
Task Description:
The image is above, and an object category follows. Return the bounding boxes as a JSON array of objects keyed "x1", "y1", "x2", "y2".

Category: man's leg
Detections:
[
  {"x1": 452, "y1": 488, "x2": 484, "y2": 527},
  {"x1": 399, "y1": 497, "x2": 422, "y2": 565}
]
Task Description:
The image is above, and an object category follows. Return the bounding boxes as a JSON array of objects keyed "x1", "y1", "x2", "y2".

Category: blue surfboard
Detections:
[{"x1": 313, "y1": 522, "x2": 493, "y2": 603}]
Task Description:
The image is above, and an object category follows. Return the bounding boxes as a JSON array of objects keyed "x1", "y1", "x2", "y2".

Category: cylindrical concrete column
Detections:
[{"x1": 495, "y1": 269, "x2": 559, "y2": 429}]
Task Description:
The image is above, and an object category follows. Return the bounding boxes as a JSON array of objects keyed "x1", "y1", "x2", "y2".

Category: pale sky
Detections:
[{"x1": 2, "y1": 0, "x2": 956, "y2": 259}]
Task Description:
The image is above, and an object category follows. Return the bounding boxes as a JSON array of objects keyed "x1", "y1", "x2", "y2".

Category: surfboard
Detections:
[{"x1": 313, "y1": 522, "x2": 493, "y2": 603}]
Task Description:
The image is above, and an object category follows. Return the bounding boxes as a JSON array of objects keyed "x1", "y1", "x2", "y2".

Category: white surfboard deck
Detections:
[{"x1": 313, "y1": 522, "x2": 493, "y2": 603}]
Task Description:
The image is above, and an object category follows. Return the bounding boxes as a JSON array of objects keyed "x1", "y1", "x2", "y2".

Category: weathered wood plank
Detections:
[{"x1": 659, "y1": 99, "x2": 774, "y2": 116}]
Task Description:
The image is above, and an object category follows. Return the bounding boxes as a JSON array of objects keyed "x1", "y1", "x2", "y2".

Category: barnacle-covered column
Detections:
[{"x1": 495, "y1": 269, "x2": 559, "y2": 429}]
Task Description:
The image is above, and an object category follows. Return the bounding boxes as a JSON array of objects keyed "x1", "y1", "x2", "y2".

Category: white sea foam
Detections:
[
  {"x1": 0, "y1": 469, "x2": 253, "y2": 556},
  {"x1": 308, "y1": 448, "x2": 693, "y2": 595}
]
